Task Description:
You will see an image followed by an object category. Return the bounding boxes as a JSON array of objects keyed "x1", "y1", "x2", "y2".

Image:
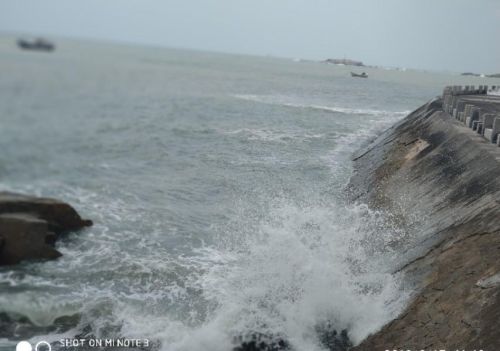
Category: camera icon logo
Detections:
[{"x1": 16, "y1": 341, "x2": 52, "y2": 351}]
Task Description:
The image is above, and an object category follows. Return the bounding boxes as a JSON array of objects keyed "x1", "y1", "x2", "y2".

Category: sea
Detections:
[{"x1": 0, "y1": 34, "x2": 498, "y2": 351}]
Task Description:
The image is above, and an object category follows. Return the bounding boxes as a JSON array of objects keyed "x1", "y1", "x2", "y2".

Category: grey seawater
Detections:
[{"x1": 0, "y1": 35, "x2": 494, "y2": 351}]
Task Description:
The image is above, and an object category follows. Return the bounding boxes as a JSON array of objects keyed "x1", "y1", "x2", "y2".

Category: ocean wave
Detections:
[
  {"x1": 220, "y1": 128, "x2": 326, "y2": 143},
  {"x1": 232, "y1": 94, "x2": 410, "y2": 117},
  {"x1": 139, "y1": 114, "x2": 411, "y2": 350},
  {"x1": 146, "y1": 201, "x2": 411, "y2": 351}
]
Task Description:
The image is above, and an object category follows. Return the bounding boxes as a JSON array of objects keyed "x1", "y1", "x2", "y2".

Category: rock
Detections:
[
  {"x1": 315, "y1": 323, "x2": 352, "y2": 351},
  {"x1": 232, "y1": 333, "x2": 289, "y2": 351},
  {"x1": 0, "y1": 192, "x2": 92, "y2": 265},
  {"x1": 0, "y1": 192, "x2": 92, "y2": 230},
  {"x1": 0, "y1": 312, "x2": 80, "y2": 340},
  {"x1": 0, "y1": 213, "x2": 62, "y2": 264},
  {"x1": 461, "y1": 72, "x2": 480, "y2": 77},
  {"x1": 231, "y1": 326, "x2": 352, "y2": 351}
]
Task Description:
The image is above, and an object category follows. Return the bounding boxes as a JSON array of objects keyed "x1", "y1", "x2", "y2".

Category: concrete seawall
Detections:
[{"x1": 348, "y1": 87, "x2": 500, "y2": 350}]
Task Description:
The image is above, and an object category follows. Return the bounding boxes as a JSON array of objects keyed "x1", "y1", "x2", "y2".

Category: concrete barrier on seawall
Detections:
[
  {"x1": 463, "y1": 104, "x2": 474, "y2": 123},
  {"x1": 490, "y1": 85, "x2": 500, "y2": 96},
  {"x1": 467, "y1": 107, "x2": 481, "y2": 128},
  {"x1": 472, "y1": 119, "x2": 480, "y2": 131},
  {"x1": 484, "y1": 116, "x2": 500, "y2": 143},
  {"x1": 455, "y1": 100, "x2": 466, "y2": 119},
  {"x1": 441, "y1": 87, "x2": 500, "y2": 143},
  {"x1": 480, "y1": 113, "x2": 496, "y2": 136}
]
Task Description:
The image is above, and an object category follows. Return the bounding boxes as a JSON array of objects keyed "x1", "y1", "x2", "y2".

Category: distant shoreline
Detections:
[{"x1": 0, "y1": 30, "x2": 499, "y2": 76}]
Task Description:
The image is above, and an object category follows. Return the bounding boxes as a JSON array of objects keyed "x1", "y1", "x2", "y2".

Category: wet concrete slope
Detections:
[{"x1": 348, "y1": 96, "x2": 500, "y2": 350}]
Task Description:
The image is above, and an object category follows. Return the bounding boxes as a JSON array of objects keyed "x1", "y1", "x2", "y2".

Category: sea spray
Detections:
[{"x1": 155, "y1": 200, "x2": 411, "y2": 351}]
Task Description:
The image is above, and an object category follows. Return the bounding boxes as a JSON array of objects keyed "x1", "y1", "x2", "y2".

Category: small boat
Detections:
[
  {"x1": 351, "y1": 72, "x2": 368, "y2": 78},
  {"x1": 17, "y1": 38, "x2": 55, "y2": 52}
]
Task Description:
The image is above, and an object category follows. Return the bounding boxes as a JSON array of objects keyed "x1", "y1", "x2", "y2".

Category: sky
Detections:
[{"x1": 0, "y1": 0, "x2": 499, "y2": 73}]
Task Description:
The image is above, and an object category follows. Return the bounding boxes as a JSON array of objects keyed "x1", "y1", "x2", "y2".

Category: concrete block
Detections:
[
  {"x1": 451, "y1": 97, "x2": 459, "y2": 113},
  {"x1": 488, "y1": 117, "x2": 500, "y2": 143},
  {"x1": 481, "y1": 114, "x2": 496, "y2": 130},
  {"x1": 464, "y1": 104, "x2": 473, "y2": 121},
  {"x1": 484, "y1": 128, "x2": 494, "y2": 142},
  {"x1": 472, "y1": 120, "x2": 479, "y2": 131},
  {"x1": 483, "y1": 121, "x2": 500, "y2": 143},
  {"x1": 476, "y1": 122, "x2": 484, "y2": 134},
  {"x1": 456, "y1": 101, "x2": 466, "y2": 117},
  {"x1": 444, "y1": 94, "x2": 452, "y2": 112},
  {"x1": 468, "y1": 107, "x2": 481, "y2": 128}
]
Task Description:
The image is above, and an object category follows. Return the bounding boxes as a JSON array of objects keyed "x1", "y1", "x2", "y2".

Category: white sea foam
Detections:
[
  {"x1": 232, "y1": 94, "x2": 410, "y2": 117},
  {"x1": 110, "y1": 122, "x2": 410, "y2": 351},
  {"x1": 221, "y1": 128, "x2": 325, "y2": 143},
  {"x1": 115, "y1": 202, "x2": 409, "y2": 351}
]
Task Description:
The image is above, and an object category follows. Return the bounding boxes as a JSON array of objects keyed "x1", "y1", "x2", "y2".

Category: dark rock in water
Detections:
[
  {"x1": 0, "y1": 312, "x2": 80, "y2": 340},
  {"x1": 0, "y1": 213, "x2": 62, "y2": 264},
  {"x1": 461, "y1": 72, "x2": 480, "y2": 77},
  {"x1": 232, "y1": 326, "x2": 352, "y2": 351},
  {"x1": 233, "y1": 333, "x2": 290, "y2": 351},
  {"x1": 315, "y1": 323, "x2": 352, "y2": 351},
  {"x1": 0, "y1": 192, "x2": 92, "y2": 230},
  {"x1": 0, "y1": 192, "x2": 92, "y2": 265}
]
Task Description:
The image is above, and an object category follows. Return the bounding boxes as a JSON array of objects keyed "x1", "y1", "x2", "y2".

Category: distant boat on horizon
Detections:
[
  {"x1": 351, "y1": 72, "x2": 368, "y2": 78},
  {"x1": 17, "y1": 38, "x2": 55, "y2": 52}
]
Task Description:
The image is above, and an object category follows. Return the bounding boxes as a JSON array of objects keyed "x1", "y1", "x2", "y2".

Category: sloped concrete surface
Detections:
[{"x1": 348, "y1": 98, "x2": 500, "y2": 350}]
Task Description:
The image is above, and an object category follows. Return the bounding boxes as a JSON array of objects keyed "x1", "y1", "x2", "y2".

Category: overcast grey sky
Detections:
[{"x1": 1, "y1": 0, "x2": 499, "y2": 72}]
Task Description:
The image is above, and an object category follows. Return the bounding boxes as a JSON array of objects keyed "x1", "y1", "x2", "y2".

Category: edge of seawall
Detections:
[{"x1": 349, "y1": 86, "x2": 500, "y2": 350}]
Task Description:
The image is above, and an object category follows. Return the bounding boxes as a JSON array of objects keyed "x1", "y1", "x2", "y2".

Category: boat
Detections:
[
  {"x1": 17, "y1": 38, "x2": 55, "y2": 52},
  {"x1": 351, "y1": 72, "x2": 368, "y2": 78}
]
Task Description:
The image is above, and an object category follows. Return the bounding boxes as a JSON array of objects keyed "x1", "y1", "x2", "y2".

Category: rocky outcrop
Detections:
[
  {"x1": 232, "y1": 333, "x2": 289, "y2": 351},
  {"x1": 0, "y1": 312, "x2": 80, "y2": 340},
  {"x1": 348, "y1": 98, "x2": 500, "y2": 350},
  {"x1": 232, "y1": 326, "x2": 352, "y2": 351},
  {"x1": 0, "y1": 192, "x2": 92, "y2": 265}
]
